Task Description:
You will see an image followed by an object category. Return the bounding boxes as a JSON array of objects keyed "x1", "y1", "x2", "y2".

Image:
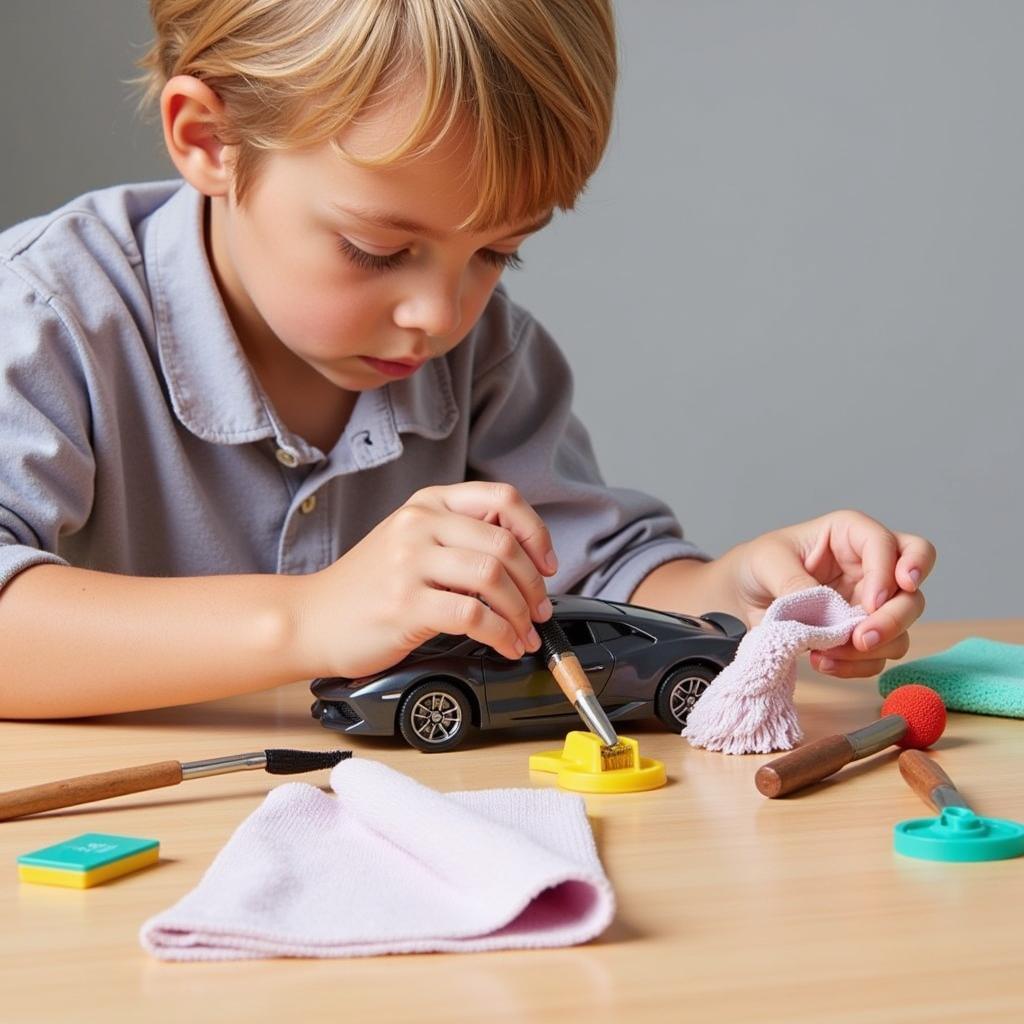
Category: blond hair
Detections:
[{"x1": 134, "y1": 0, "x2": 616, "y2": 227}]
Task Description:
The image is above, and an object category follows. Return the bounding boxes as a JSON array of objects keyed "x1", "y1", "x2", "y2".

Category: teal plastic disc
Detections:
[{"x1": 894, "y1": 806, "x2": 1024, "y2": 862}]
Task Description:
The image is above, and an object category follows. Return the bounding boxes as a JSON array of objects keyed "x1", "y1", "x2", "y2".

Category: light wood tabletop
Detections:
[{"x1": 2, "y1": 619, "x2": 1022, "y2": 1024}]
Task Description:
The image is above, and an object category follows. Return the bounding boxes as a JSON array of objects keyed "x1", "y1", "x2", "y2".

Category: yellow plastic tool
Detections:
[{"x1": 529, "y1": 731, "x2": 667, "y2": 793}]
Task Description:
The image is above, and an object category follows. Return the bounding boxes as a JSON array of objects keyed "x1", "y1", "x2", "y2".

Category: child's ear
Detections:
[{"x1": 160, "y1": 75, "x2": 234, "y2": 198}]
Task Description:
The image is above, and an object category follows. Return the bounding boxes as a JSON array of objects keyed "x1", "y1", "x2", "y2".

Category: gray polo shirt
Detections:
[{"x1": 0, "y1": 179, "x2": 704, "y2": 602}]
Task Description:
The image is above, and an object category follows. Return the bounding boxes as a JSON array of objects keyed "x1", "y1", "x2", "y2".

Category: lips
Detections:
[
  {"x1": 382, "y1": 357, "x2": 425, "y2": 368},
  {"x1": 361, "y1": 356, "x2": 426, "y2": 378}
]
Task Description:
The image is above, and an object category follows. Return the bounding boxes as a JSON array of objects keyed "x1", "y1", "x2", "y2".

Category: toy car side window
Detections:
[
  {"x1": 589, "y1": 620, "x2": 629, "y2": 642},
  {"x1": 590, "y1": 620, "x2": 653, "y2": 643},
  {"x1": 560, "y1": 619, "x2": 594, "y2": 646}
]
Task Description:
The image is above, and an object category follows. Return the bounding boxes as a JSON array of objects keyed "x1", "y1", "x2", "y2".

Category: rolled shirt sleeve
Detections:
[
  {"x1": 0, "y1": 262, "x2": 94, "y2": 590},
  {"x1": 465, "y1": 299, "x2": 709, "y2": 602}
]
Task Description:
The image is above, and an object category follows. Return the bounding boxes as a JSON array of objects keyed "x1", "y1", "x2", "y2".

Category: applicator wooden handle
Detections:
[
  {"x1": 0, "y1": 761, "x2": 183, "y2": 821},
  {"x1": 897, "y1": 749, "x2": 969, "y2": 811},
  {"x1": 754, "y1": 735, "x2": 855, "y2": 798},
  {"x1": 755, "y1": 714, "x2": 909, "y2": 798}
]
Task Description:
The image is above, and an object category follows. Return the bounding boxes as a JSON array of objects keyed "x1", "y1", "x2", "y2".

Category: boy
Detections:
[{"x1": 0, "y1": 0, "x2": 932, "y2": 718}]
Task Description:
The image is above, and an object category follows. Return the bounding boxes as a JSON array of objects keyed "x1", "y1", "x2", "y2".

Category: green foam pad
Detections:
[{"x1": 879, "y1": 637, "x2": 1024, "y2": 718}]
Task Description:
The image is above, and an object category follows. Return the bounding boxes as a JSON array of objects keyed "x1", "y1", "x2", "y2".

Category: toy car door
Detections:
[{"x1": 479, "y1": 618, "x2": 614, "y2": 726}]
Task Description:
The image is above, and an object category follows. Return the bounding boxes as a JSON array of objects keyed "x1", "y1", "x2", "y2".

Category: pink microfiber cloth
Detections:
[
  {"x1": 682, "y1": 585, "x2": 867, "y2": 754},
  {"x1": 139, "y1": 758, "x2": 614, "y2": 961}
]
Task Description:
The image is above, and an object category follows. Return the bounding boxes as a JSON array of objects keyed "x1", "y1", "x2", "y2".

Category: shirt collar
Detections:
[{"x1": 144, "y1": 179, "x2": 458, "y2": 453}]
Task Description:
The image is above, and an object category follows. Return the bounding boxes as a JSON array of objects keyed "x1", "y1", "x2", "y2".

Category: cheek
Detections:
[
  {"x1": 237, "y1": 231, "x2": 389, "y2": 348},
  {"x1": 456, "y1": 270, "x2": 504, "y2": 340},
  {"x1": 276, "y1": 283, "x2": 387, "y2": 357}
]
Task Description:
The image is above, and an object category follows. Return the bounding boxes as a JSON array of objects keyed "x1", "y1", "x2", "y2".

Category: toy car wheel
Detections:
[
  {"x1": 655, "y1": 664, "x2": 718, "y2": 730},
  {"x1": 398, "y1": 680, "x2": 473, "y2": 753}
]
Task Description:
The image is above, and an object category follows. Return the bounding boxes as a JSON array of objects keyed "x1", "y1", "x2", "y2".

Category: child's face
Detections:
[{"x1": 210, "y1": 105, "x2": 551, "y2": 389}]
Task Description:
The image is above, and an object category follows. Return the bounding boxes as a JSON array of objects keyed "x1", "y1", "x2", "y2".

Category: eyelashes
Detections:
[
  {"x1": 336, "y1": 236, "x2": 523, "y2": 273},
  {"x1": 479, "y1": 249, "x2": 524, "y2": 272}
]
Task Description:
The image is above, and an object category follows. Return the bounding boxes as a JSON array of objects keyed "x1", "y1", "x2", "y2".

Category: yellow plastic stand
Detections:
[{"x1": 529, "y1": 731, "x2": 667, "y2": 793}]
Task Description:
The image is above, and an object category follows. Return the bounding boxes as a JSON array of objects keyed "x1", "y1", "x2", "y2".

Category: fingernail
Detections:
[
  {"x1": 875, "y1": 591, "x2": 889, "y2": 612},
  {"x1": 514, "y1": 639, "x2": 525, "y2": 656},
  {"x1": 861, "y1": 629, "x2": 881, "y2": 650},
  {"x1": 527, "y1": 627, "x2": 541, "y2": 648},
  {"x1": 818, "y1": 656, "x2": 836, "y2": 671},
  {"x1": 536, "y1": 598, "x2": 552, "y2": 620},
  {"x1": 545, "y1": 551, "x2": 559, "y2": 573},
  {"x1": 908, "y1": 568, "x2": 921, "y2": 587}
]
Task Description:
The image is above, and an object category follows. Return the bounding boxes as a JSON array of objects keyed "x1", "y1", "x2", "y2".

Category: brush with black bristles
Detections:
[
  {"x1": 0, "y1": 748, "x2": 352, "y2": 822},
  {"x1": 533, "y1": 617, "x2": 634, "y2": 770}
]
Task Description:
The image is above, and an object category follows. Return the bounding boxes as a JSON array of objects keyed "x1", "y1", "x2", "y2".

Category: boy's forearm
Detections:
[
  {"x1": 0, "y1": 564, "x2": 314, "y2": 718},
  {"x1": 629, "y1": 549, "x2": 747, "y2": 623},
  {"x1": 1, "y1": 553, "x2": 744, "y2": 719}
]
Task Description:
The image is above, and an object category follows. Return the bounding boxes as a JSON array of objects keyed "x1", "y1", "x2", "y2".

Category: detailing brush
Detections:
[
  {"x1": 0, "y1": 748, "x2": 351, "y2": 822},
  {"x1": 533, "y1": 616, "x2": 633, "y2": 769}
]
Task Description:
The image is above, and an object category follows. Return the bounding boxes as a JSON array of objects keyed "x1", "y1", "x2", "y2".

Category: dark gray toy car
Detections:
[{"x1": 310, "y1": 595, "x2": 745, "y2": 752}]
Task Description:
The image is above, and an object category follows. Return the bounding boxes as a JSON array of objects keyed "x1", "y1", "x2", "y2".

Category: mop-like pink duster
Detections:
[{"x1": 682, "y1": 586, "x2": 867, "y2": 754}]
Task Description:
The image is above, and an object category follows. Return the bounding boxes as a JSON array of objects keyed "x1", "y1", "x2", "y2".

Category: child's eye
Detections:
[
  {"x1": 336, "y1": 236, "x2": 409, "y2": 272},
  {"x1": 478, "y1": 249, "x2": 524, "y2": 271},
  {"x1": 337, "y1": 237, "x2": 523, "y2": 274}
]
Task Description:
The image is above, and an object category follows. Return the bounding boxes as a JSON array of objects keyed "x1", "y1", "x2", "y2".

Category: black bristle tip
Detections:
[
  {"x1": 264, "y1": 749, "x2": 352, "y2": 775},
  {"x1": 534, "y1": 616, "x2": 572, "y2": 657}
]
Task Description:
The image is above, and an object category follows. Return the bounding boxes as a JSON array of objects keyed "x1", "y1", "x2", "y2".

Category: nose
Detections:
[{"x1": 393, "y1": 270, "x2": 463, "y2": 339}]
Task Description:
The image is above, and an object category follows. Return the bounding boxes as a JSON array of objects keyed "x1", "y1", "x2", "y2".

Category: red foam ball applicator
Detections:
[
  {"x1": 880, "y1": 683, "x2": 947, "y2": 749},
  {"x1": 755, "y1": 684, "x2": 946, "y2": 798}
]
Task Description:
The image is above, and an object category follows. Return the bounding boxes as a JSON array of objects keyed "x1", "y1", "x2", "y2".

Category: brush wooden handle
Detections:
[
  {"x1": 755, "y1": 734, "x2": 856, "y2": 798},
  {"x1": 898, "y1": 749, "x2": 966, "y2": 811},
  {"x1": 0, "y1": 761, "x2": 183, "y2": 821}
]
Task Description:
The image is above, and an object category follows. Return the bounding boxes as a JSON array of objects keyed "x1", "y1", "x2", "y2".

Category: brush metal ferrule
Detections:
[
  {"x1": 574, "y1": 692, "x2": 620, "y2": 747},
  {"x1": 930, "y1": 785, "x2": 971, "y2": 811},
  {"x1": 181, "y1": 751, "x2": 267, "y2": 780},
  {"x1": 846, "y1": 715, "x2": 907, "y2": 760}
]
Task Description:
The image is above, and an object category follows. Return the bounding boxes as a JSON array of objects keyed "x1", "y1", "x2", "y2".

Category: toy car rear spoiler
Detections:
[{"x1": 699, "y1": 612, "x2": 747, "y2": 639}]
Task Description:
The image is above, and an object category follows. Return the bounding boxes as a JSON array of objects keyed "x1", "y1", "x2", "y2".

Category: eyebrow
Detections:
[{"x1": 328, "y1": 203, "x2": 553, "y2": 241}]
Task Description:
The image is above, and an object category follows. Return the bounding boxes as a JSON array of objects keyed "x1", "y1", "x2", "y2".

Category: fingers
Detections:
[
  {"x1": 409, "y1": 482, "x2": 558, "y2": 580},
  {"x1": 811, "y1": 587, "x2": 924, "y2": 678},
  {"x1": 853, "y1": 587, "x2": 925, "y2": 652},
  {"x1": 893, "y1": 531, "x2": 937, "y2": 593},
  {"x1": 811, "y1": 630, "x2": 909, "y2": 679},
  {"x1": 857, "y1": 527, "x2": 900, "y2": 613},
  {"x1": 395, "y1": 483, "x2": 555, "y2": 659},
  {"x1": 741, "y1": 510, "x2": 935, "y2": 682},
  {"x1": 827, "y1": 511, "x2": 936, "y2": 612},
  {"x1": 427, "y1": 505, "x2": 551, "y2": 616},
  {"x1": 420, "y1": 545, "x2": 542, "y2": 657},
  {"x1": 810, "y1": 654, "x2": 888, "y2": 679},
  {"x1": 418, "y1": 588, "x2": 531, "y2": 662}
]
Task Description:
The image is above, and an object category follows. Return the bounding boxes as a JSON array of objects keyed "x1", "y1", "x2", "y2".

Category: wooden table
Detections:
[{"x1": 2, "y1": 620, "x2": 1022, "y2": 1023}]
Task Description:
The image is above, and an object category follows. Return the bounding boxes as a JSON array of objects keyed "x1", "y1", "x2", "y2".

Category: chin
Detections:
[{"x1": 317, "y1": 366, "x2": 376, "y2": 390}]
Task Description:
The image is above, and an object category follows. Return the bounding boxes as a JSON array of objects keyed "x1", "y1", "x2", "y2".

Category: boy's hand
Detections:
[
  {"x1": 730, "y1": 510, "x2": 936, "y2": 679},
  {"x1": 299, "y1": 482, "x2": 558, "y2": 679}
]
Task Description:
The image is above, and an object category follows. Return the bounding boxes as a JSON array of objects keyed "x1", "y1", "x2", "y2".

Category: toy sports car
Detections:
[{"x1": 310, "y1": 595, "x2": 745, "y2": 752}]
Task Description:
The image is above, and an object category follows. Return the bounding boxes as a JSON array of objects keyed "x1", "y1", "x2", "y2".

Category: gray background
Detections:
[{"x1": 2, "y1": 1, "x2": 1021, "y2": 620}]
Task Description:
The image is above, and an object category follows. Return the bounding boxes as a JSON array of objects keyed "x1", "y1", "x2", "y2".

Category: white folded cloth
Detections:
[{"x1": 140, "y1": 758, "x2": 615, "y2": 960}]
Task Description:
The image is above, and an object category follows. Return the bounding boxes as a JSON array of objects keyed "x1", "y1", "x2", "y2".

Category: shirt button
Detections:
[
  {"x1": 275, "y1": 447, "x2": 299, "y2": 468},
  {"x1": 299, "y1": 495, "x2": 317, "y2": 515}
]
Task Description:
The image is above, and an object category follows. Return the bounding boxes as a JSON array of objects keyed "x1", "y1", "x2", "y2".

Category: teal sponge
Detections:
[{"x1": 879, "y1": 637, "x2": 1024, "y2": 718}]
